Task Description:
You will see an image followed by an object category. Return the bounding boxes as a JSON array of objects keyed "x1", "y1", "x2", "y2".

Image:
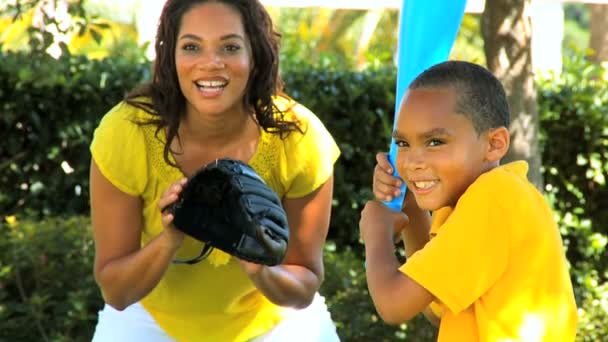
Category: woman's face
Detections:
[{"x1": 175, "y1": 2, "x2": 253, "y2": 118}]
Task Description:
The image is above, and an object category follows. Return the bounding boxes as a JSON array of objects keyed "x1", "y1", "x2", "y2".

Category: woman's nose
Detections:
[{"x1": 198, "y1": 52, "x2": 225, "y2": 70}]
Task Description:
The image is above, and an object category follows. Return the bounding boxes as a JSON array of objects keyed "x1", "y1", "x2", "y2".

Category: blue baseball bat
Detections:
[{"x1": 384, "y1": 0, "x2": 467, "y2": 211}]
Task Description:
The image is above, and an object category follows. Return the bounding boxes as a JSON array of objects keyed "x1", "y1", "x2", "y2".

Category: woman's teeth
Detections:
[{"x1": 195, "y1": 80, "x2": 226, "y2": 88}]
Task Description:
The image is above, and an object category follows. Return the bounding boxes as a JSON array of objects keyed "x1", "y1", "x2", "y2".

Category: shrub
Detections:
[
  {"x1": 0, "y1": 216, "x2": 102, "y2": 342},
  {"x1": 537, "y1": 52, "x2": 608, "y2": 339},
  {"x1": 0, "y1": 50, "x2": 149, "y2": 216}
]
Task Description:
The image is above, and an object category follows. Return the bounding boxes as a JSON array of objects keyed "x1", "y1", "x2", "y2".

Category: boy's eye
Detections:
[
  {"x1": 428, "y1": 138, "x2": 445, "y2": 147},
  {"x1": 395, "y1": 139, "x2": 409, "y2": 148}
]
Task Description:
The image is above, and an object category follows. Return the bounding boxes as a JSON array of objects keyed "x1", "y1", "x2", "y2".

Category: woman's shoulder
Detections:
[
  {"x1": 99, "y1": 98, "x2": 155, "y2": 128},
  {"x1": 92, "y1": 99, "x2": 159, "y2": 163},
  {"x1": 261, "y1": 96, "x2": 339, "y2": 198},
  {"x1": 274, "y1": 95, "x2": 316, "y2": 124},
  {"x1": 90, "y1": 100, "x2": 155, "y2": 196},
  {"x1": 273, "y1": 95, "x2": 331, "y2": 142}
]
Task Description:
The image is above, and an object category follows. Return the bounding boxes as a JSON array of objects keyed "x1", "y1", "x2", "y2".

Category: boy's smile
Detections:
[{"x1": 393, "y1": 87, "x2": 492, "y2": 211}]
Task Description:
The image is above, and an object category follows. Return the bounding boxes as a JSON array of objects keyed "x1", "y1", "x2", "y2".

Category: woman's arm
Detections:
[
  {"x1": 240, "y1": 176, "x2": 334, "y2": 309},
  {"x1": 90, "y1": 160, "x2": 184, "y2": 310}
]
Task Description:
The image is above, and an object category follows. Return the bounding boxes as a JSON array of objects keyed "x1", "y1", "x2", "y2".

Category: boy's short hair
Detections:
[{"x1": 409, "y1": 61, "x2": 510, "y2": 134}]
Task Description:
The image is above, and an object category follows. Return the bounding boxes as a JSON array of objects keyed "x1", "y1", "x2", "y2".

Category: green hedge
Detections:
[
  {"x1": 537, "y1": 53, "x2": 608, "y2": 341},
  {"x1": 0, "y1": 216, "x2": 100, "y2": 342},
  {"x1": 1, "y1": 50, "x2": 606, "y2": 341},
  {"x1": 0, "y1": 50, "x2": 149, "y2": 216}
]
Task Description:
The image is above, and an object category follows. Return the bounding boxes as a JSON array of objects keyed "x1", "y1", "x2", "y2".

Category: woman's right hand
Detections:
[
  {"x1": 158, "y1": 178, "x2": 188, "y2": 251},
  {"x1": 373, "y1": 152, "x2": 403, "y2": 202}
]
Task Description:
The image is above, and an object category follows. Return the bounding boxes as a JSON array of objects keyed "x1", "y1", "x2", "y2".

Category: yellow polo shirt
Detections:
[
  {"x1": 401, "y1": 162, "x2": 577, "y2": 342},
  {"x1": 90, "y1": 97, "x2": 340, "y2": 342}
]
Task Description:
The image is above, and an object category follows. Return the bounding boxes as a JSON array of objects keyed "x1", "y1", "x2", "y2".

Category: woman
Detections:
[{"x1": 89, "y1": 0, "x2": 341, "y2": 341}]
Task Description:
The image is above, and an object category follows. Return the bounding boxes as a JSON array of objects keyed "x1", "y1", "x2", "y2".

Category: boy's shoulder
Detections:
[
  {"x1": 469, "y1": 161, "x2": 530, "y2": 196},
  {"x1": 450, "y1": 161, "x2": 537, "y2": 216}
]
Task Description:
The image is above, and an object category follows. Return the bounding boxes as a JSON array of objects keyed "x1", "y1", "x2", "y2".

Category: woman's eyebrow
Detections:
[{"x1": 178, "y1": 33, "x2": 245, "y2": 41}]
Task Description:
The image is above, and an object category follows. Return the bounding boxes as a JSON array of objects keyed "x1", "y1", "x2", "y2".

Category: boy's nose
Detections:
[{"x1": 399, "y1": 150, "x2": 427, "y2": 172}]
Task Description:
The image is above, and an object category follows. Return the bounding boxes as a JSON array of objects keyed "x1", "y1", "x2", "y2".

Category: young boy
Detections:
[{"x1": 359, "y1": 61, "x2": 578, "y2": 341}]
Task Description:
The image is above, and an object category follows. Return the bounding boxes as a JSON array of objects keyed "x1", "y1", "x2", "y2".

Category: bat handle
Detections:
[{"x1": 383, "y1": 143, "x2": 406, "y2": 212}]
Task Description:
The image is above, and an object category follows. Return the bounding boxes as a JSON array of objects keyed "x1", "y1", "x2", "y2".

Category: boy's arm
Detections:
[
  {"x1": 422, "y1": 305, "x2": 441, "y2": 327},
  {"x1": 400, "y1": 193, "x2": 441, "y2": 326},
  {"x1": 372, "y1": 152, "x2": 431, "y2": 262},
  {"x1": 400, "y1": 192, "x2": 431, "y2": 258},
  {"x1": 364, "y1": 223, "x2": 434, "y2": 325},
  {"x1": 360, "y1": 200, "x2": 434, "y2": 325},
  {"x1": 372, "y1": 154, "x2": 439, "y2": 325}
]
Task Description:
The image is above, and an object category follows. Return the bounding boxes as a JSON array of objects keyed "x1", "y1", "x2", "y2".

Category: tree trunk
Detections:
[
  {"x1": 589, "y1": 3, "x2": 608, "y2": 63},
  {"x1": 481, "y1": 0, "x2": 543, "y2": 190}
]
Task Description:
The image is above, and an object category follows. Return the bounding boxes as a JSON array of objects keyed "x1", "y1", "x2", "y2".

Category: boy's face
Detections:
[{"x1": 393, "y1": 87, "x2": 492, "y2": 211}]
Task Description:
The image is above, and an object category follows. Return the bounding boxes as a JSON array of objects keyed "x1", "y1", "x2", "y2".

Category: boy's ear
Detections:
[{"x1": 485, "y1": 127, "x2": 510, "y2": 162}]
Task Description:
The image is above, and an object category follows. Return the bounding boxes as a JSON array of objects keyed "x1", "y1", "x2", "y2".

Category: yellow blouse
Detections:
[{"x1": 90, "y1": 97, "x2": 340, "y2": 342}]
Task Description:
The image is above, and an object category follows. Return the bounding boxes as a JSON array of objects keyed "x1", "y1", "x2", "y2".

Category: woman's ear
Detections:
[{"x1": 485, "y1": 127, "x2": 510, "y2": 162}]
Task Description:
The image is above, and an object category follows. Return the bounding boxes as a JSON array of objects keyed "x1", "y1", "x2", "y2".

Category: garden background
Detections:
[{"x1": 0, "y1": 1, "x2": 606, "y2": 341}]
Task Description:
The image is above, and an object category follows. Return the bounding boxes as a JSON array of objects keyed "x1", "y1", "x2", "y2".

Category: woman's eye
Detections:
[
  {"x1": 182, "y1": 43, "x2": 198, "y2": 51},
  {"x1": 224, "y1": 44, "x2": 241, "y2": 53}
]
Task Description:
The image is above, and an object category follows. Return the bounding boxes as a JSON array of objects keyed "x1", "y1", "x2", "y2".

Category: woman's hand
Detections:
[
  {"x1": 373, "y1": 152, "x2": 403, "y2": 202},
  {"x1": 91, "y1": 161, "x2": 189, "y2": 310},
  {"x1": 158, "y1": 178, "x2": 188, "y2": 251},
  {"x1": 236, "y1": 178, "x2": 334, "y2": 309}
]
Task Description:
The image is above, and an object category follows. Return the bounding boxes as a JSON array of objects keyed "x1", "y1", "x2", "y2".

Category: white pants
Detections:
[{"x1": 91, "y1": 293, "x2": 340, "y2": 342}]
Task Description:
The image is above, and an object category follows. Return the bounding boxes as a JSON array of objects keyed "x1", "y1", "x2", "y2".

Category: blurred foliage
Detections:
[
  {"x1": 564, "y1": 3, "x2": 590, "y2": 28},
  {"x1": 0, "y1": 50, "x2": 150, "y2": 216},
  {"x1": 563, "y1": 4, "x2": 590, "y2": 53},
  {"x1": 0, "y1": 2, "x2": 581, "y2": 71},
  {"x1": 450, "y1": 14, "x2": 485, "y2": 65},
  {"x1": 63, "y1": 19, "x2": 144, "y2": 61},
  {"x1": 537, "y1": 51, "x2": 608, "y2": 340},
  {"x1": 270, "y1": 8, "x2": 484, "y2": 69},
  {"x1": 0, "y1": 0, "x2": 146, "y2": 61},
  {"x1": 0, "y1": 215, "x2": 101, "y2": 342},
  {"x1": 0, "y1": 0, "x2": 104, "y2": 56}
]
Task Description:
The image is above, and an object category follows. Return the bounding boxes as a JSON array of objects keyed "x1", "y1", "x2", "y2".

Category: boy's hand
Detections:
[
  {"x1": 373, "y1": 152, "x2": 403, "y2": 202},
  {"x1": 360, "y1": 200, "x2": 409, "y2": 245}
]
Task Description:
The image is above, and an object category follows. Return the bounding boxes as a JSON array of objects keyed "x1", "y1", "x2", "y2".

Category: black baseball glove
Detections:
[{"x1": 168, "y1": 158, "x2": 289, "y2": 266}]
